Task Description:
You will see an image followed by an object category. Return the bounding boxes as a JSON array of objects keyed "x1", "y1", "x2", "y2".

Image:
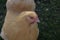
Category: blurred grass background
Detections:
[{"x1": 0, "y1": 0, "x2": 60, "y2": 40}]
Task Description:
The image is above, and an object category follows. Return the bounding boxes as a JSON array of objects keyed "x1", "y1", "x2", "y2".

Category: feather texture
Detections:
[
  {"x1": 6, "y1": 0, "x2": 35, "y2": 12},
  {"x1": 3, "y1": 0, "x2": 35, "y2": 32},
  {"x1": 1, "y1": 11, "x2": 39, "y2": 40}
]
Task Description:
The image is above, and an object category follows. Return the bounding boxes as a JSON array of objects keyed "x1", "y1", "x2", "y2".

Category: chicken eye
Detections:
[{"x1": 30, "y1": 17, "x2": 34, "y2": 19}]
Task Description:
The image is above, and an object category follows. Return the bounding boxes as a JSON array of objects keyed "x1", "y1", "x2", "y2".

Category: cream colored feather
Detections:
[
  {"x1": 6, "y1": 0, "x2": 35, "y2": 12},
  {"x1": 1, "y1": 11, "x2": 39, "y2": 40},
  {"x1": 3, "y1": 0, "x2": 35, "y2": 33}
]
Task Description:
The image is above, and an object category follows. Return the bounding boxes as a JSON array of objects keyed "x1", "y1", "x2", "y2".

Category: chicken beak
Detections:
[
  {"x1": 37, "y1": 19, "x2": 40, "y2": 23},
  {"x1": 35, "y1": 18, "x2": 40, "y2": 23}
]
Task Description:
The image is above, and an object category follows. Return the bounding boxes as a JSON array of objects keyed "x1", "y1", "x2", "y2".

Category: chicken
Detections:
[
  {"x1": 1, "y1": 11, "x2": 40, "y2": 40},
  {"x1": 3, "y1": 0, "x2": 36, "y2": 33}
]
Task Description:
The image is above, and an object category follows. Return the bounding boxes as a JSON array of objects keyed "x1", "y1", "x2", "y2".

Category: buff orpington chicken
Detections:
[
  {"x1": 3, "y1": 0, "x2": 35, "y2": 32},
  {"x1": 1, "y1": 11, "x2": 40, "y2": 40}
]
